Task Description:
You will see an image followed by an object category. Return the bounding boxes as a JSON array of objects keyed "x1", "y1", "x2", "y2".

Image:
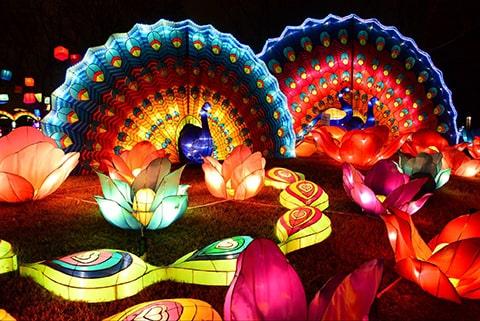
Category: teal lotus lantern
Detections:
[
  {"x1": 396, "y1": 152, "x2": 450, "y2": 190},
  {"x1": 95, "y1": 158, "x2": 188, "y2": 231}
]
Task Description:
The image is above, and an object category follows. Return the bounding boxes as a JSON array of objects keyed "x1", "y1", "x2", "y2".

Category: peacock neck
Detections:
[{"x1": 200, "y1": 111, "x2": 210, "y2": 131}]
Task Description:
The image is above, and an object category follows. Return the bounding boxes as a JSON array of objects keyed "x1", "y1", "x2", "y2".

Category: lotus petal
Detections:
[
  {"x1": 147, "y1": 195, "x2": 188, "y2": 230},
  {"x1": 233, "y1": 169, "x2": 265, "y2": 200},
  {"x1": 151, "y1": 165, "x2": 186, "y2": 209},
  {"x1": 428, "y1": 212, "x2": 480, "y2": 249},
  {"x1": 383, "y1": 178, "x2": 429, "y2": 215},
  {"x1": 401, "y1": 129, "x2": 449, "y2": 156},
  {"x1": 315, "y1": 127, "x2": 343, "y2": 162},
  {"x1": 202, "y1": 157, "x2": 227, "y2": 199},
  {"x1": 349, "y1": 183, "x2": 384, "y2": 215},
  {"x1": 131, "y1": 157, "x2": 171, "y2": 192},
  {"x1": 0, "y1": 127, "x2": 55, "y2": 162},
  {"x1": 224, "y1": 239, "x2": 307, "y2": 321},
  {"x1": 0, "y1": 171, "x2": 34, "y2": 202},
  {"x1": 123, "y1": 141, "x2": 165, "y2": 173},
  {"x1": 222, "y1": 145, "x2": 254, "y2": 182},
  {"x1": 434, "y1": 168, "x2": 451, "y2": 189},
  {"x1": 396, "y1": 257, "x2": 461, "y2": 303},
  {"x1": 96, "y1": 172, "x2": 132, "y2": 211},
  {"x1": 35, "y1": 151, "x2": 79, "y2": 199},
  {"x1": 364, "y1": 160, "x2": 409, "y2": 196},
  {"x1": 95, "y1": 197, "x2": 141, "y2": 230},
  {"x1": 308, "y1": 259, "x2": 383, "y2": 321},
  {"x1": 342, "y1": 164, "x2": 364, "y2": 192}
]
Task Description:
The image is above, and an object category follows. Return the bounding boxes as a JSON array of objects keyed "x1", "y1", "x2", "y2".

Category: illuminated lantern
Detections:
[
  {"x1": 54, "y1": 46, "x2": 69, "y2": 61},
  {"x1": 0, "y1": 127, "x2": 79, "y2": 203},
  {"x1": 169, "y1": 236, "x2": 253, "y2": 286},
  {"x1": 275, "y1": 206, "x2": 331, "y2": 253},
  {"x1": 401, "y1": 128, "x2": 449, "y2": 156},
  {"x1": 397, "y1": 152, "x2": 451, "y2": 189},
  {"x1": 0, "y1": 94, "x2": 8, "y2": 105},
  {"x1": 104, "y1": 299, "x2": 222, "y2": 321},
  {"x1": 279, "y1": 180, "x2": 329, "y2": 210},
  {"x1": 20, "y1": 249, "x2": 159, "y2": 302},
  {"x1": 265, "y1": 167, "x2": 304, "y2": 189},
  {"x1": 0, "y1": 310, "x2": 15, "y2": 321},
  {"x1": 441, "y1": 147, "x2": 480, "y2": 177},
  {"x1": 69, "y1": 53, "x2": 81, "y2": 64},
  {"x1": 456, "y1": 136, "x2": 480, "y2": 160},
  {"x1": 382, "y1": 208, "x2": 480, "y2": 302},
  {"x1": 95, "y1": 158, "x2": 188, "y2": 230},
  {"x1": 224, "y1": 238, "x2": 383, "y2": 321},
  {"x1": 103, "y1": 141, "x2": 167, "y2": 184},
  {"x1": 24, "y1": 77, "x2": 34, "y2": 87},
  {"x1": 202, "y1": 145, "x2": 265, "y2": 200},
  {"x1": 0, "y1": 69, "x2": 12, "y2": 81},
  {"x1": 0, "y1": 240, "x2": 17, "y2": 274},
  {"x1": 343, "y1": 160, "x2": 431, "y2": 215},
  {"x1": 316, "y1": 125, "x2": 409, "y2": 169},
  {"x1": 23, "y1": 93, "x2": 36, "y2": 104},
  {"x1": 13, "y1": 85, "x2": 22, "y2": 94}
]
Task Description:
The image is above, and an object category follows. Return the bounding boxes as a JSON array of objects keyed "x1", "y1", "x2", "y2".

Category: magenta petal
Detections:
[
  {"x1": 398, "y1": 193, "x2": 433, "y2": 215},
  {"x1": 384, "y1": 178, "x2": 429, "y2": 214},
  {"x1": 224, "y1": 239, "x2": 307, "y2": 321},
  {"x1": 364, "y1": 160, "x2": 409, "y2": 195},
  {"x1": 342, "y1": 164, "x2": 364, "y2": 193},
  {"x1": 308, "y1": 259, "x2": 383, "y2": 321},
  {"x1": 350, "y1": 184, "x2": 385, "y2": 215}
]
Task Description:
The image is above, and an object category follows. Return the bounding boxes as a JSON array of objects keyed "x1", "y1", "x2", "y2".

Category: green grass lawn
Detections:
[{"x1": 1, "y1": 156, "x2": 480, "y2": 321}]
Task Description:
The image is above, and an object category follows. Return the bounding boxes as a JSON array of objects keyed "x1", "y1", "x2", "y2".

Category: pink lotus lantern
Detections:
[
  {"x1": 202, "y1": 145, "x2": 266, "y2": 200},
  {"x1": 0, "y1": 127, "x2": 79, "y2": 202},
  {"x1": 316, "y1": 125, "x2": 409, "y2": 169},
  {"x1": 102, "y1": 141, "x2": 167, "y2": 184},
  {"x1": 343, "y1": 160, "x2": 432, "y2": 215},
  {"x1": 224, "y1": 238, "x2": 383, "y2": 321},
  {"x1": 401, "y1": 128, "x2": 449, "y2": 156}
]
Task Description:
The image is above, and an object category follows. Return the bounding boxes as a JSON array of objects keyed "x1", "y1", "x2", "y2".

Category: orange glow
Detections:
[
  {"x1": 442, "y1": 147, "x2": 480, "y2": 177},
  {"x1": 401, "y1": 129, "x2": 449, "y2": 156},
  {"x1": 202, "y1": 145, "x2": 265, "y2": 200},
  {"x1": 0, "y1": 127, "x2": 79, "y2": 203}
]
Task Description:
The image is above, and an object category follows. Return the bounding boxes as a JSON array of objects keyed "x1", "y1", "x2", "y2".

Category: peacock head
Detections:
[
  {"x1": 200, "y1": 102, "x2": 212, "y2": 115},
  {"x1": 338, "y1": 87, "x2": 351, "y2": 98}
]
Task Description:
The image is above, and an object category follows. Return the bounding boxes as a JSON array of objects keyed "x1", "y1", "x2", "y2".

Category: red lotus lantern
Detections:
[
  {"x1": 401, "y1": 128, "x2": 449, "y2": 156},
  {"x1": 54, "y1": 46, "x2": 69, "y2": 61}
]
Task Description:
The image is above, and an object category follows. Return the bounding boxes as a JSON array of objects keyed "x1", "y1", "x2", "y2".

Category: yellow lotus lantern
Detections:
[
  {"x1": 202, "y1": 146, "x2": 266, "y2": 200},
  {"x1": 0, "y1": 309, "x2": 15, "y2": 321},
  {"x1": 0, "y1": 127, "x2": 79, "y2": 203}
]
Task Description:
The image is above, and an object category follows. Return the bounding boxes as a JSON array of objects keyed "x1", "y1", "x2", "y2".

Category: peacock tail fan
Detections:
[
  {"x1": 42, "y1": 19, "x2": 295, "y2": 172},
  {"x1": 258, "y1": 14, "x2": 459, "y2": 144}
]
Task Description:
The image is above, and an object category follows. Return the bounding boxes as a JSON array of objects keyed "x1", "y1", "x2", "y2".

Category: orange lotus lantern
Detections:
[
  {"x1": 382, "y1": 208, "x2": 480, "y2": 302},
  {"x1": 401, "y1": 128, "x2": 449, "y2": 156},
  {"x1": 315, "y1": 125, "x2": 409, "y2": 169},
  {"x1": 202, "y1": 145, "x2": 265, "y2": 200},
  {"x1": 441, "y1": 146, "x2": 480, "y2": 177},
  {"x1": 0, "y1": 127, "x2": 79, "y2": 203},
  {"x1": 102, "y1": 141, "x2": 167, "y2": 184},
  {"x1": 455, "y1": 137, "x2": 480, "y2": 160}
]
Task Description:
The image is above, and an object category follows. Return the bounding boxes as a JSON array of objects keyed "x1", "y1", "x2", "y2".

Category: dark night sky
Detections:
[{"x1": 1, "y1": 0, "x2": 478, "y2": 126}]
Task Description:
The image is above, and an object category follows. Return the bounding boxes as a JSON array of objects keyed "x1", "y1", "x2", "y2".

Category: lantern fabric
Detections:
[
  {"x1": 455, "y1": 137, "x2": 480, "y2": 160},
  {"x1": 441, "y1": 147, "x2": 480, "y2": 177},
  {"x1": 265, "y1": 167, "x2": 305, "y2": 189},
  {"x1": 316, "y1": 125, "x2": 408, "y2": 169},
  {"x1": 258, "y1": 14, "x2": 459, "y2": 144},
  {"x1": 382, "y1": 209, "x2": 480, "y2": 302},
  {"x1": 202, "y1": 145, "x2": 265, "y2": 200},
  {"x1": 24, "y1": 77, "x2": 34, "y2": 87},
  {"x1": 104, "y1": 299, "x2": 221, "y2": 321},
  {"x1": 224, "y1": 238, "x2": 383, "y2": 321},
  {"x1": 54, "y1": 46, "x2": 69, "y2": 61},
  {"x1": 69, "y1": 53, "x2": 81, "y2": 64},
  {"x1": 397, "y1": 152, "x2": 450, "y2": 190},
  {"x1": 42, "y1": 20, "x2": 295, "y2": 172},
  {"x1": 295, "y1": 135, "x2": 317, "y2": 157},
  {"x1": 169, "y1": 236, "x2": 253, "y2": 286},
  {"x1": 343, "y1": 160, "x2": 431, "y2": 215},
  {"x1": 95, "y1": 158, "x2": 188, "y2": 230},
  {"x1": 22, "y1": 93, "x2": 36, "y2": 104},
  {"x1": 103, "y1": 140, "x2": 167, "y2": 184},
  {"x1": 0, "y1": 127, "x2": 79, "y2": 203},
  {"x1": 0, "y1": 240, "x2": 17, "y2": 274},
  {"x1": 0, "y1": 310, "x2": 15, "y2": 321},
  {"x1": 0, "y1": 69, "x2": 12, "y2": 81},
  {"x1": 20, "y1": 249, "x2": 159, "y2": 302},
  {"x1": 275, "y1": 206, "x2": 331, "y2": 254},
  {"x1": 401, "y1": 128, "x2": 449, "y2": 156},
  {"x1": 0, "y1": 94, "x2": 9, "y2": 104},
  {"x1": 224, "y1": 238, "x2": 308, "y2": 321},
  {"x1": 279, "y1": 180, "x2": 329, "y2": 210}
]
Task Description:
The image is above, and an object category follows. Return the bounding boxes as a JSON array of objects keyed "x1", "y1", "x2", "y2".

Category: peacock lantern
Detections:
[
  {"x1": 258, "y1": 14, "x2": 459, "y2": 144},
  {"x1": 42, "y1": 20, "x2": 295, "y2": 170}
]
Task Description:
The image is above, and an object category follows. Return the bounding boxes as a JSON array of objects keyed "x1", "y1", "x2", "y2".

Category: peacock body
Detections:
[
  {"x1": 258, "y1": 14, "x2": 459, "y2": 144},
  {"x1": 42, "y1": 20, "x2": 295, "y2": 171}
]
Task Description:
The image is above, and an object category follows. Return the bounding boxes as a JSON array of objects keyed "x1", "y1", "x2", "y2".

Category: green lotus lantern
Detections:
[{"x1": 396, "y1": 152, "x2": 450, "y2": 190}]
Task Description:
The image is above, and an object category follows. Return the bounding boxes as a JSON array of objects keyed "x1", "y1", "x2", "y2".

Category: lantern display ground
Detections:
[{"x1": 1, "y1": 155, "x2": 480, "y2": 321}]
